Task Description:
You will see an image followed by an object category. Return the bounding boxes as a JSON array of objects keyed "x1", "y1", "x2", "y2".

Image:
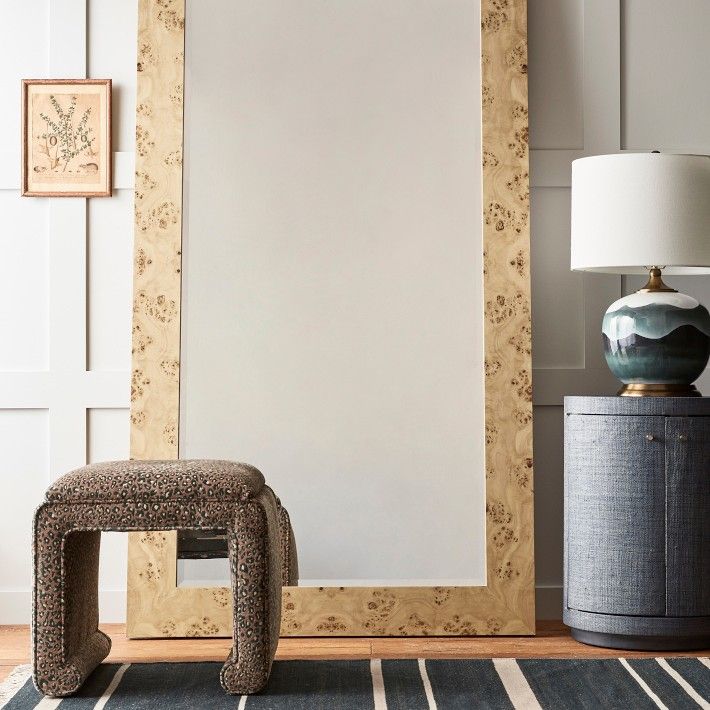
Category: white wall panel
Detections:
[
  {"x1": 528, "y1": 0, "x2": 584, "y2": 150},
  {"x1": 0, "y1": 194, "x2": 49, "y2": 370},
  {"x1": 622, "y1": 0, "x2": 710, "y2": 153},
  {"x1": 0, "y1": 3, "x2": 51, "y2": 373},
  {"x1": 87, "y1": 407, "x2": 130, "y2": 463},
  {"x1": 532, "y1": 407, "x2": 564, "y2": 588},
  {"x1": 0, "y1": 2, "x2": 50, "y2": 159},
  {"x1": 88, "y1": 0, "x2": 138, "y2": 152},
  {"x1": 88, "y1": 407, "x2": 129, "y2": 619},
  {"x1": 88, "y1": 193, "x2": 134, "y2": 372},
  {"x1": 530, "y1": 187, "x2": 584, "y2": 370},
  {"x1": 0, "y1": 410, "x2": 48, "y2": 619}
]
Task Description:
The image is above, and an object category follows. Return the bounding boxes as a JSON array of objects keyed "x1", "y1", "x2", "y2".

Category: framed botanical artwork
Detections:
[{"x1": 22, "y1": 79, "x2": 112, "y2": 197}]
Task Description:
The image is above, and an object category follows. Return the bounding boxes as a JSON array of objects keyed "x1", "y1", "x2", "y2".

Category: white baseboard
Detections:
[{"x1": 2, "y1": 585, "x2": 563, "y2": 626}]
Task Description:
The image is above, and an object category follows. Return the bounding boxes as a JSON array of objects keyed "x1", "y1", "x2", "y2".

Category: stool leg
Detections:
[
  {"x1": 220, "y1": 492, "x2": 282, "y2": 694},
  {"x1": 32, "y1": 505, "x2": 111, "y2": 697},
  {"x1": 277, "y1": 504, "x2": 299, "y2": 587}
]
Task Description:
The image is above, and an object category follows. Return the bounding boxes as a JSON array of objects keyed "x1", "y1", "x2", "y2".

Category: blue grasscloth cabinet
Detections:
[{"x1": 564, "y1": 396, "x2": 710, "y2": 650}]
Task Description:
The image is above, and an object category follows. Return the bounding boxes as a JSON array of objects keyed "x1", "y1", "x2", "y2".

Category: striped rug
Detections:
[{"x1": 1, "y1": 658, "x2": 708, "y2": 709}]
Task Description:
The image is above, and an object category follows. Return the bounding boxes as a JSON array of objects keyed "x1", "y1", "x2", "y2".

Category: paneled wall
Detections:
[
  {"x1": 1, "y1": 0, "x2": 708, "y2": 622},
  {"x1": 529, "y1": 0, "x2": 710, "y2": 614},
  {"x1": 0, "y1": 0, "x2": 136, "y2": 622}
]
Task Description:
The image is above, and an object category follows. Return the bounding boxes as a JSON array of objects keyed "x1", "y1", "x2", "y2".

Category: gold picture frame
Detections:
[
  {"x1": 22, "y1": 79, "x2": 112, "y2": 197},
  {"x1": 127, "y1": 0, "x2": 534, "y2": 638}
]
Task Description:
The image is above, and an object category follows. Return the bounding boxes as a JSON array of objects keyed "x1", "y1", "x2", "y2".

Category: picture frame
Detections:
[{"x1": 22, "y1": 79, "x2": 112, "y2": 197}]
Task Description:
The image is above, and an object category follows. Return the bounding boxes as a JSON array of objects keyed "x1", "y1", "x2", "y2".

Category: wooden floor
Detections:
[{"x1": 2, "y1": 621, "x2": 707, "y2": 684}]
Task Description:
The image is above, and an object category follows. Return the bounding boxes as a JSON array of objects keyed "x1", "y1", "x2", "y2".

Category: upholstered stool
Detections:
[{"x1": 32, "y1": 459, "x2": 296, "y2": 698}]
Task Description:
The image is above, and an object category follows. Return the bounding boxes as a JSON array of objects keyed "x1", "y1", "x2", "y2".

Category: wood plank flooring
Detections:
[{"x1": 2, "y1": 621, "x2": 707, "y2": 684}]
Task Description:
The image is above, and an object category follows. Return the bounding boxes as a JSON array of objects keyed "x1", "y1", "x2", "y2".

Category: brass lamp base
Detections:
[{"x1": 618, "y1": 383, "x2": 701, "y2": 397}]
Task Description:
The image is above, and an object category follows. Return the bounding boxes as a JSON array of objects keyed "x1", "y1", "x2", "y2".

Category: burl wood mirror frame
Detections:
[{"x1": 127, "y1": 0, "x2": 533, "y2": 638}]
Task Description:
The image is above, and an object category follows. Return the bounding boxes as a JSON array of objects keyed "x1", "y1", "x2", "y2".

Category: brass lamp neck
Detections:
[{"x1": 639, "y1": 267, "x2": 677, "y2": 293}]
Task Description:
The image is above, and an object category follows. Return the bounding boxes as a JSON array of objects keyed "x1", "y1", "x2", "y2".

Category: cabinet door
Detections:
[
  {"x1": 565, "y1": 414, "x2": 666, "y2": 615},
  {"x1": 666, "y1": 416, "x2": 710, "y2": 616}
]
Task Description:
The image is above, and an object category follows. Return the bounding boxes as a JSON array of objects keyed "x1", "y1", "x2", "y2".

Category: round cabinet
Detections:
[{"x1": 564, "y1": 396, "x2": 710, "y2": 650}]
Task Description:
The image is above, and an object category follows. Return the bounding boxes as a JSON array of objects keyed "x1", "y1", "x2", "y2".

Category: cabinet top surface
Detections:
[{"x1": 564, "y1": 396, "x2": 710, "y2": 416}]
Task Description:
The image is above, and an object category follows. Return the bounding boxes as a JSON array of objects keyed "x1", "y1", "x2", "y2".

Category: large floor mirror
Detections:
[{"x1": 128, "y1": 0, "x2": 533, "y2": 637}]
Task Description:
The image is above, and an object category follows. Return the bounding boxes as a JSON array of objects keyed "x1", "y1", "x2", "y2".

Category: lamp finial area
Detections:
[{"x1": 639, "y1": 267, "x2": 677, "y2": 293}]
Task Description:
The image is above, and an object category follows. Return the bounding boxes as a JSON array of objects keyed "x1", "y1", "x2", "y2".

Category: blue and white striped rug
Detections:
[{"x1": 1, "y1": 658, "x2": 708, "y2": 709}]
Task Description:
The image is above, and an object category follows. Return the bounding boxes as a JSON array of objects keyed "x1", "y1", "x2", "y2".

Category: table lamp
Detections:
[{"x1": 571, "y1": 153, "x2": 710, "y2": 396}]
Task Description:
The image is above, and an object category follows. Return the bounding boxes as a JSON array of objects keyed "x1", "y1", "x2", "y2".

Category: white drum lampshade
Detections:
[
  {"x1": 571, "y1": 153, "x2": 710, "y2": 275},
  {"x1": 570, "y1": 153, "x2": 710, "y2": 396}
]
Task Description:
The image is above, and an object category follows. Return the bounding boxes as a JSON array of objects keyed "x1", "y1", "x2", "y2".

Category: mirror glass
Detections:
[{"x1": 177, "y1": 0, "x2": 485, "y2": 587}]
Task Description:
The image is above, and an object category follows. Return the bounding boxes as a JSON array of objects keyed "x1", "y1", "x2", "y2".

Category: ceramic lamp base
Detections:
[{"x1": 602, "y1": 285, "x2": 710, "y2": 396}]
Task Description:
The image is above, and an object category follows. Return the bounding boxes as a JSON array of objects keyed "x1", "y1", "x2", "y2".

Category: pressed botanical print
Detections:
[{"x1": 22, "y1": 79, "x2": 112, "y2": 196}]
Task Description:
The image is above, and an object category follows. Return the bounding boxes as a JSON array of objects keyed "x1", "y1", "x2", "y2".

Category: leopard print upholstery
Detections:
[
  {"x1": 45, "y1": 459, "x2": 265, "y2": 503},
  {"x1": 275, "y1": 500, "x2": 299, "y2": 587},
  {"x1": 32, "y1": 459, "x2": 298, "y2": 698}
]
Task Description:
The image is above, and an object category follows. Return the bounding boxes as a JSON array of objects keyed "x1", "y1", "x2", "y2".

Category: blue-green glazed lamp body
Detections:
[{"x1": 602, "y1": 274, "x2": 710, "y2": 395}]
